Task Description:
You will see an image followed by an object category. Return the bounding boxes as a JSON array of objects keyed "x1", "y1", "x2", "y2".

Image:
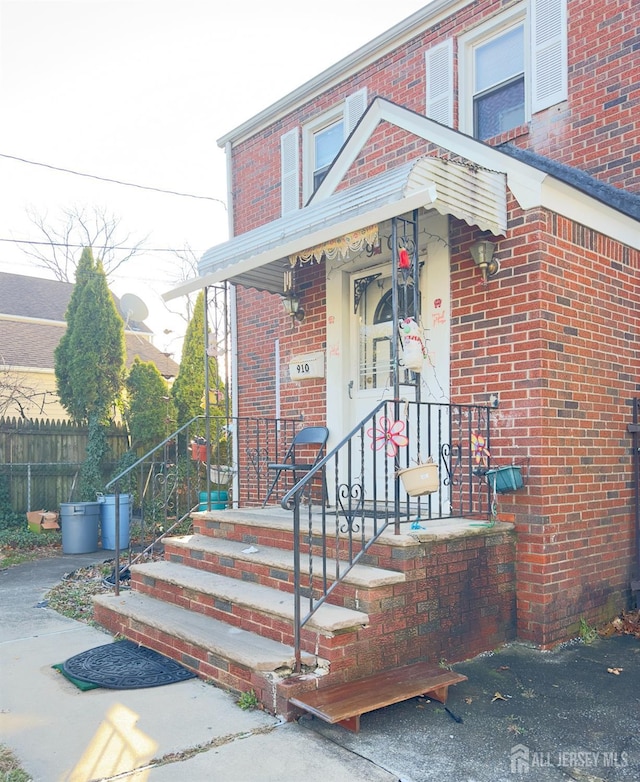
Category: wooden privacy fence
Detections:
[{"x1": 0, "y1": 417, "x2": 129, "y2": 512}]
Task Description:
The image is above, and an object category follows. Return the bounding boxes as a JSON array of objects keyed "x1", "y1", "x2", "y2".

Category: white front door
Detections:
[
  {"x1": 349, "y1": 263, "x2": 417, "y2": 428},
  {"x1": 324, "y1": 212, "x2": 451, "y2": 505}
]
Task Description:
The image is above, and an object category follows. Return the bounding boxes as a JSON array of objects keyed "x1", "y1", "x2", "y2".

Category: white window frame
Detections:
[
  {"x1": 303, "y1": 108, "x2": 344, "y2": 202},
  {"x1": 302, "y1": 88, "x2": 367, "y2": 203},
  {"x1": 458, "y1": 3, "x2": 529, "y2": 138}
]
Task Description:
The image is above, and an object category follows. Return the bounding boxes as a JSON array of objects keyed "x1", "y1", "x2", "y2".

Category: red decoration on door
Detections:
[{"x1": 398, "y1": 248, "x2": 411, "y2": 269}]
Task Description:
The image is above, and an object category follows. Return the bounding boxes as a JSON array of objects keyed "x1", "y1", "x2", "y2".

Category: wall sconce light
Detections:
[
  {"x1": 282, "y1": 270, "x2": 304, "y2": 322},
  {"x1": 470, "y1": 240, "x2": 500, "y2": 283}
]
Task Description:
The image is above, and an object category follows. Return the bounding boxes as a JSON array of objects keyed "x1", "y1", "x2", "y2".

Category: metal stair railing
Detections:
[
  {"x1": 103, "y1": 413, "x2": 302, "y2": 593},
  {"x1": 281, "y1": 398, "x2": 493, "y2": 670}
]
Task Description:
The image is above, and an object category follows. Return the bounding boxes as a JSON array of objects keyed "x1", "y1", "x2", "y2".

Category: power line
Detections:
[
  {"x1": 0, "y1": 237, "x2": 190, "y2": 253},
  {"x1": 0, "y1": 152, "x2": 227, "y2": 207}
]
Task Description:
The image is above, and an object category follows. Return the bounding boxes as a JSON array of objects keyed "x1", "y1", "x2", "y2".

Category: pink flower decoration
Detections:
[{"x1": 367, "y1": 416, "x2": 409, "y2": 457}]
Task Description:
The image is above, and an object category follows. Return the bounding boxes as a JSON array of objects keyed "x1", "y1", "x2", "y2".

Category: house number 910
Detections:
[{"x1": 289, "y1": 352, "x2": 324, "y2": 380}]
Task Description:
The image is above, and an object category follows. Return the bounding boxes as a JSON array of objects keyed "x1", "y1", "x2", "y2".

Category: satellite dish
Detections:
[{"x1": 120, "y1": 293, "x2": 149, "y2": 323}]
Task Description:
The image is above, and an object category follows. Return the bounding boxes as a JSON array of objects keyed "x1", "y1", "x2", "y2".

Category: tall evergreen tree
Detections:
[
  {"x1": 54, "y1": 247, "x2": 94, "y2": 415},
  {"x1": 67, "y1": 261, "x2": 125, "y2": 422},
  {"x1": 126, "y1": 358, "x2": 173, "y2": 451},
  {"x1": 54, "y1": 247, "x2": 126, "y2": 499},
  {"x1": 171, "y1": 290, "x2": 224, "y2": 428}
]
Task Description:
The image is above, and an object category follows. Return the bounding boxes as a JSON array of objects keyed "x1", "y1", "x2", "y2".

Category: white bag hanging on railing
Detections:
[{"x1": 398, "y1": 316, "x2": 427, "y2": 372}]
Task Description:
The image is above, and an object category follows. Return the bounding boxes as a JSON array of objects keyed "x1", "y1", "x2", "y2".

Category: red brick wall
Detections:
[
  {"x1": 527, "y1": 0, "x2": 640, "y2": 191},
  {"x1": 229, "y1": 0, "x2": 639, "y2": 236},
  {"x1": 235, "y1": 261, "x2": 326, "y2": 426},
  {"x1": 360, "y1": 531, "x2": 517, "y2": 669},
  {"x1": 449, "y1": 210, "x2": 639, "y2": 646}
]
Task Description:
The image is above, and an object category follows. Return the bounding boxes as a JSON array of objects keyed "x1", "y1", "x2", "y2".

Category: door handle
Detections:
[{"x1": 348, "y1": 380, "x2": 353, "y2": 399}]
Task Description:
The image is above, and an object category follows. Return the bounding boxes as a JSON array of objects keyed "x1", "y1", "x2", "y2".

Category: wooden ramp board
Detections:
[{"x1": 290, "y1": 662, "x2": 468, "y2": 733}]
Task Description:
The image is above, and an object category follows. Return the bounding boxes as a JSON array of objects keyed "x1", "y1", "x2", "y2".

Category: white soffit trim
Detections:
[{"x1": 164, "y1": 157, "x2": 506, "y2": 300}]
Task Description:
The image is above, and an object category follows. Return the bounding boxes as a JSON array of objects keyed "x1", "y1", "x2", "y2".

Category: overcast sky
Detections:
[{"x1": 0, "y1": 0, "x2": 429, "y2": 347}]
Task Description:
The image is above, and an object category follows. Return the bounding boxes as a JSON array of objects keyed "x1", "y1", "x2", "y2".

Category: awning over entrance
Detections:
[{"x1": 164, "y1": 156, "x2": 507, "y2": 300}]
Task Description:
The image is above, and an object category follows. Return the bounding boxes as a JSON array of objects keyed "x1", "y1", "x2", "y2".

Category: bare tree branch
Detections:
[
  {"x1": 0, "y1": 358, "x2": 51, "y2": 419},
  {"x1": 162, "y1": 243, "x2": 200, "y2": 325},
  {"x1": 17, "y1": 204, "x2": 148, "y2": 282}
]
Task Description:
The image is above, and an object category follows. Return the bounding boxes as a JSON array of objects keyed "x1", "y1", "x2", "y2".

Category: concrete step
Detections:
[
  {"x1": 131, "y1": 560, "x2": 370, "y2": 637},
  {"x1": 93, "y1": 590, "x2": 317, "y2": 671},
  {"x1": 164, "y1": 534, "x2": 406, "y2": 594},
  {"x1": 92, "y1": 590, "x2": 321, "y2": 717}
]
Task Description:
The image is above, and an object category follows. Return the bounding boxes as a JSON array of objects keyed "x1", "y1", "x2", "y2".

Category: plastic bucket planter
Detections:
[
  {"x1": 60, "y1": 502, "x2": 100, "y2": 554},
  {"x1": 397, "y1": 461, "x2": 439, "y2": 496},
  {"x1": 485, "y1": 465, "x2": 524, "y2": 494},
  {"x1": 191, "y1": 441, "x2": 207, "y2": 462},
  {"x1": 198, "y1": 491, "x2": 228, "y2": 511},
  {"x1": 97, "y1": 494, "x2": 131, "y2": 550},
  {"x1": 209, "y1": 465, "x2": 234, "y2": 486}
]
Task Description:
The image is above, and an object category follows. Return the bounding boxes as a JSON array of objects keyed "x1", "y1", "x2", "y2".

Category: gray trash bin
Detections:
[
  {"x1": 98, "y1": 493, "x2": 131, "y2": 550},
  {"x1": 60, "y1": 502, "x2": 100, "y2": 554}
]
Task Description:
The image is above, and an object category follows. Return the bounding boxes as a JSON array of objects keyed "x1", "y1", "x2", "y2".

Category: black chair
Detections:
[{"x1": 262, "y1": 426, "x2": 329, "y2": 507}]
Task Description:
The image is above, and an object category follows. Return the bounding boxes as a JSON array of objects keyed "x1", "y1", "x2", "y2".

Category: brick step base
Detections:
[
  {"x1": 164, "y1": 533, "x2": 405, "y2": 599},
  {"x1": 93, "y1": 590, "x2": 321, "y2": 717},
  {"x1": 129, "y1": 560, "x2": 369, "y2": 655}
]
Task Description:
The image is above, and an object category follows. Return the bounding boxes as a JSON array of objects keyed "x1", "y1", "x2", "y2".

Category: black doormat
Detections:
[{"x1": 61, "y1": 639, "x2": 197, "y2": 690}]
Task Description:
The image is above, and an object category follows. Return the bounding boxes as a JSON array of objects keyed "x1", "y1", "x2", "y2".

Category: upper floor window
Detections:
[
  {"x1": 301, "y1": 88, "x2": 367, "y2": 204},
  {"x1": 313, "y1": 117, "x2": 345, "y2": 191},
  {"x1": 281, "y1": 89, "x2": 367, "y2": 215},
  {"x1": 473, "y1": 24, "x2": 525, "y2": 140},
  {"x1": 456, "y1": 0, "x2": 567, "y2": 140}
]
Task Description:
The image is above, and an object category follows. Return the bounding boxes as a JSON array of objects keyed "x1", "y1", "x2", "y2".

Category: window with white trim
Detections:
[
  {"x1": 312, "y1": 116, "x2": 344, "y2": 192},
  {"x1": 301, "y1": 88, "x2": 367, "y2": 202},
  {"x1": 473, "y1": 24, "x2": 525, "y2": 140},
  {"x1": 456, "y1": 0, "x2": 567, "y2": 140}
]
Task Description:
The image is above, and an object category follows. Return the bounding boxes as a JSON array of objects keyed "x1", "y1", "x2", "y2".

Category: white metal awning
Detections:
[{"x1": 164, "y1": 156, "x2": 507, "y2": 300}]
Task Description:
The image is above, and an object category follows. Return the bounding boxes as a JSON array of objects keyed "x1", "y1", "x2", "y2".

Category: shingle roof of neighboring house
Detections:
[
  {"x1": 0, "y1": 271, "x2": 179, "y2": 378},
  {"x1": 0, "y1": 271, "x2": 150, "y2": 331},
  {"x1": 0, "y1": 320, "x2": 179, "y2": 378},
  {"x1": 497, "y1": 144, "x2": 640, "y2": 221}
]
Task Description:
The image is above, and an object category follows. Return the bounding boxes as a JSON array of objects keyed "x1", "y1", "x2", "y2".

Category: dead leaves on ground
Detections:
[{"x1": 599, "y1": 609, "x2": 640, "y2": 640}]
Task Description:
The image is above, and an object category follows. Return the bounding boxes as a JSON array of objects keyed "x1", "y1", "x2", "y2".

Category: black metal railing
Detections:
[
  {"x1": 104, "y1": 413, "x2": 303, "y2": 591},
  {"x1": 281, "y1": 398, "x2": 493, "y2": 669}
]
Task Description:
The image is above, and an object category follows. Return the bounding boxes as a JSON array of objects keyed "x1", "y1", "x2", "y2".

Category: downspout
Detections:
[
  {"x1": 225, "y1": 141, "x2": 234, "y2": 236},
  {"x1": 275, "y1": 339, "x2": 281, "y2": 421},
  {"x1": 225, "y1": 140, "x2": 240, "y2": 508},
  {"x1": 204, "y1": 286, "x2": 211, "y2": 510},
  {"x1": 230, "y1": 284, "x2": 239, "y2": 508},
  {"x1": 628, "y1": 398, "x2": 640, "y2": 593}
]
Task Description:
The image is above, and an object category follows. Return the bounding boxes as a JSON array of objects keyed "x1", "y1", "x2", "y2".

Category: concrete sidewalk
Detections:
[
  {"x1": 0, "y1": 554, "x2": 394, "y2": 782},
  {"x1": 1, "y1": 553, "x2": 639, "y2": 781}
]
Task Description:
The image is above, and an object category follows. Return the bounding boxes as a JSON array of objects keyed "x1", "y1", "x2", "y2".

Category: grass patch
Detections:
[
  {"x1": 237, "y1": 689, "x2": 259, "y2": 710},
  {"x1": 578, "y1": 617, "x2": 599, "y2": 645},
  {"x1": 0, "y1": 744, "x2": 32, "y2": 781}
]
